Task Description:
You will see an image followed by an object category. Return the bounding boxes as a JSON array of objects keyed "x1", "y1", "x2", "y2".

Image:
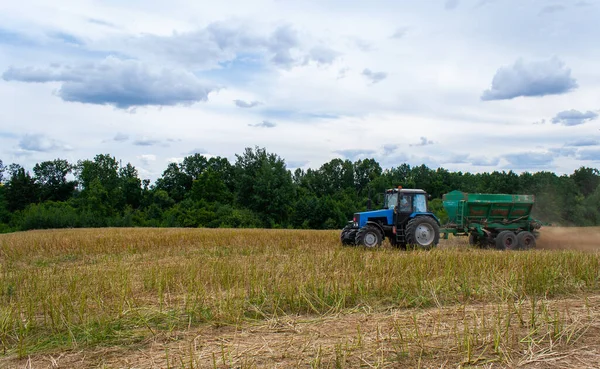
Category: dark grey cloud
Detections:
[
  {"x1": 350, "y1": 37, "x2": 374, "y2": 52},
  {"x1": 383, "y1": 144, "x2": 399, "y2": 155},
  {"x1": 87, "y1": 18, "x2": 118, "y2": 28},
  {"x1": 3, "y1": 57, "x2": 215, "y2": 109},
  {"x1": 539, "y1": 5, "x2": 566, "y2": 15},
  {"x1": 577, "y1": 149, "x2": 600, "y2": 161},
  {"x1": 333, "y1": 149, "x2": 376, "y2": 160},
  {"x1": 549, "y1": 147, "x2": 576, "y2": 157},
  {"x1": 442, "y1": 154, "x2": 469, "y2": 164},
  {"x1": 234, "y1": 99, "x2": 262, "y2": 108},
  {"x1": 286, "y1": 160, "x2": 309, "y2": 168},
  {"x1": 18, "y1": 134, "x2": 71, "y2": 152},
  {"x1": 126, "y1": 22, "x2": 337, "y2": 70},
  {"x1": 410, "y1": 137, "x2": 434, "y2": 147},
  {"x1": 0, "y1": 131, "x2": 19, "y2": 139},
  {"x1": 362, "y1": 69, "x2": 387, "y2": 84},
  {"x1": 307, "y1": 46, "x2": 340, "y2": 64},
  {"x1": 445, "y1": 0, "x2": 460, "y2": 10},
  {"x1": 133, "y1": 138, "x2": 162, "y2": 146},
  {"x1": 565, "y1": 138, "x2": 599, "y2": 147},
  {"x1": 481, "y1": 57, "x2": 578, "y2": 101},
  {"x1": 187, "y1": 148, "x2": 207, "y2": 155},
  {"x1": 391, "y1": 27, "x2": 409, "y2": 39},
  {"x1": 551, "y1": 110, "x2": 598, "y2": 126},
  {"x1": 249, "y1": 120, "x2": 276, "y2": 128},
  {"x1": 474, "y1": 0, "x2": 496, "y2": 8},
  {"x1": 503, "y1": 152, "x2": 554, "y2": 168},
  {"x1": 471, "y1": 157, "x2": 500, "y2": 166},
  {"x1": 113, "y1": 133, "x2": 129, "y2": 142},
  {"x1": 50, "y1": 32, "x2": 84, "y2": 46}
]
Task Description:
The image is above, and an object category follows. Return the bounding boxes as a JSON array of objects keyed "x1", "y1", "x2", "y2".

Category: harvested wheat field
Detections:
[{"x1": 1, "y1": 227, "x2": 599, "y2": 368}]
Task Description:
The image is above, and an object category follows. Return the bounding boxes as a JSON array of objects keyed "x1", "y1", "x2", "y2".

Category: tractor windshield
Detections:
[
  {"x1": 414, "y1": 194, "x2": 427, "y2": 212},
  {"x1": 385, "y1": 193, "x2": 398, "y2": 210}
]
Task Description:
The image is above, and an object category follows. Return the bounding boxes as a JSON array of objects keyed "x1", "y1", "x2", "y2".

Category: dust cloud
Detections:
[{"x1": 536, "y1": 227, "x2": 600, "y2": 252}]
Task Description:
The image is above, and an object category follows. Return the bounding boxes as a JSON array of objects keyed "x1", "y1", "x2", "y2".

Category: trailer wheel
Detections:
[
  {"x1": 468, "y1": 233, "x2": 485, "y2": 248},
  {"x1": 495, "y1": 231, "x2": 517, "y2": 250},
  {"x1": 516, "y1": 231, "x2": 536, "y2": 250},
  {"x1": 355, "y1": 225, "x2": 383, "y2": 248},
  {"x1": 406, "y1": 216, "x2": 440, "y2": 249}
]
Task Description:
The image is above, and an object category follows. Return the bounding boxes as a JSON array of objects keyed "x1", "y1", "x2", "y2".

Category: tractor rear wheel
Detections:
[
  {"x1": 355, "y1": 225, "x2": 383, "y2": 248},
  {"x1": 406, "y1": 216, "x2": 440, "y2": 249},
  {"x1": 516, "y1": 231, "x2": 536, "y2": 250},
  {"x1": 495, "y1": 231, "x2": 517, "y2": 250}
]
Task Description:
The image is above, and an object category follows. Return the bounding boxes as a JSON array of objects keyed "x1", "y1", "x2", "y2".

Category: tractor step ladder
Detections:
[
  {"x1": 396, "y1": 228, "x2": 405, "y2": 244},
  {"x1": 456, "y1": 200, "x2": 465, "y2": 227}
]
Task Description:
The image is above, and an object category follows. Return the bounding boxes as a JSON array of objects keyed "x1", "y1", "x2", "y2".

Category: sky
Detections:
[{"x1": 1, "y1": 0, "x2": 599, "y2": 182}]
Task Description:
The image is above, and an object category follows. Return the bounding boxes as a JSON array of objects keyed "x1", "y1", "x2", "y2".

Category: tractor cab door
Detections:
[{"x1": 394, "y1": 193, "x2": 413, "y2": 227}]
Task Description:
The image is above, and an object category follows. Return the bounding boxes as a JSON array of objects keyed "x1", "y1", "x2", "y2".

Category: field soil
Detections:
[
  {"x1": 4, "y1": 295, "x2": 600, "y2": 369},
  {"x1": 1, "y1": 227, "x2": 599, "y2": 368}
]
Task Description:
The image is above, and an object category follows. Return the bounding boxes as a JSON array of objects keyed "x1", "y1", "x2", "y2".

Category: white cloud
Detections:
[{"x1": 1, "y1": 0, "x2": 599, "y2": 180}]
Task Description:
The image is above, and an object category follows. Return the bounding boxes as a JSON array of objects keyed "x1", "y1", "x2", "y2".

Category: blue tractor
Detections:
[{"x1": 340, "y1": 187, "x2": 441, "y2": 249}]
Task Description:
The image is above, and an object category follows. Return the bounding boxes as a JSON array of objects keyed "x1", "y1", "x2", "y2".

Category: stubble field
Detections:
[{"x1": 1, "y1": 227, "x2": 600, "y2": 368}]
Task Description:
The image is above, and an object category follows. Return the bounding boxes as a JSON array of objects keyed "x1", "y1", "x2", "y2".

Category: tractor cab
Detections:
[
  {"x1": 385, "y1": 188, "x2": 429, "y2": 213},
  {"x1": 341, "y1": 187, "x2": 440, "y2": 249}
]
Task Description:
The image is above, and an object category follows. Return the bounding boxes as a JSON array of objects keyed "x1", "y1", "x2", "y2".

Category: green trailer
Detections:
[{"x1": 440, "y1": 190, "x2": 543, "y2": 250}]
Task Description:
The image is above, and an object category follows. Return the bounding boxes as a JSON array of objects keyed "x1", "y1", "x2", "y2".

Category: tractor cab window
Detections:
[
  {"x1": 385, "y1": 192, "x2": 398, "y2": 210},
  {"x1": 414, "y1": 194, "x2": 427, "y2": 212},
  {"x1": 400, "y1": 194, "x2": 412, "y2": 212}
]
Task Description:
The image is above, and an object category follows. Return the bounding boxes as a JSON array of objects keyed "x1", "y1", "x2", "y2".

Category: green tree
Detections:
[
  {"x1": 234, "y1": 147, "x2": 294, "y2": 227},
  {"x1": 353, "y1": 158, "x2": 382, "y2": 195},
  {"x1": 33, "y1": 159, "x2": 76, "y2": 202},
  {"x1": 190, "y1": 167, "x2": 232, "y2": 203},
  {"x1": 571, "y1": 167, "x2": 600, "y2": 197},
  {"x1": 4, "y1": 164, "x2": 39, "y2": 211},
  {"x1": 76, "y1": 154, "x2": 120, "y2": 192},
  {"x1": 119, "y1": 163, "x2": 142, "y2": 208},
  {"x1": 155, "y1": 162, "x2": 191, "y2": 203}
]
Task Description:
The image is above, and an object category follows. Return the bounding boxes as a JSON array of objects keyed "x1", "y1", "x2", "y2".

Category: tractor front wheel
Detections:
[
  {"x1": 340, "y1": 225, "x2": 358, "y2": 246},
  {"x1": 355, "y1": 225, "x2": 383, "y2": 248},
  {"x1": 406, "y1": 217, "x2": 440, "y2": 249}
]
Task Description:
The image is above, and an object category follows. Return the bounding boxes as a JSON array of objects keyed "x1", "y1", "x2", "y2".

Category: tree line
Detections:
[{"x1": 0, "y1": 146, "x2": 599, "y2": 233}]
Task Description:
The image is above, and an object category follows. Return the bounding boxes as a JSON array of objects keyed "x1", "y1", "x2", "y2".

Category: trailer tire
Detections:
[
  {"x1": 406, "y1": 216, "x2": 440, "y2": 249},
  {"x1": 516, "y1": 231, "x2": 536, "y2": 250},
  {"x1": 355, "y1": 225, "x2": 383, "y2": 248},
  {"x1": 495, "y1": 231, "x2": 517, "y2": 250},
  {"x1": 468, "y1": 233, "x2": 485, "y2": 248}
]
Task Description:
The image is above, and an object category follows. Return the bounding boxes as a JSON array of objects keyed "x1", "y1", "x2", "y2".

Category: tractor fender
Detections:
[
  {"x1": 409, "y1": 212, "x2": 441, "y2": 226},
  {"x1": 365, "y1": 221, "x2": 385, "y2": 235}
]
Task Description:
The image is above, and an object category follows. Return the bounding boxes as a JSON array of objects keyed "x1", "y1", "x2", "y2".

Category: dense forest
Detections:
[{"x1": 0, "y1": 146, "x2": 599, "y2": 233}]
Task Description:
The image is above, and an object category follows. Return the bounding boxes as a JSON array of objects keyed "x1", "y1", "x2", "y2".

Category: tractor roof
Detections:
[{"x1": 386, "y1": 188, "x2": 427, "y2": 194}]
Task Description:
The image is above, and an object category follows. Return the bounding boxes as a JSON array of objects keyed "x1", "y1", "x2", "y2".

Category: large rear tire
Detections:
[
  {"x1": 516, "y1": 231, "x2": 536, "y2": 250},
  {"x1": 355, "y1": 225, "x2": 383, "y2": 248},
  {"x1": 495, "y1": 230, "x2": 517, "y2": 250},
  {"x1": 406, "y1": 217, "x2": 440, "y2": 249}
]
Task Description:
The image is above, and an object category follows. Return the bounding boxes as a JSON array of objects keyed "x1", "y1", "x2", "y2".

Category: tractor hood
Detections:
[{"x1": 353, "y1": 209, "x2": 393, "y2": 229}]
